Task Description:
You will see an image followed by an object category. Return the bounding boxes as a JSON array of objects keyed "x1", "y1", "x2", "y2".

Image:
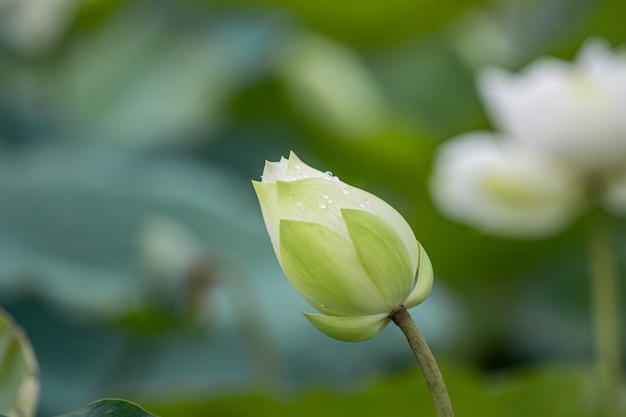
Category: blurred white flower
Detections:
[
  {"x1": 479, "y1": 38, "x2": 626, "y2": 173},
  {"x1": 431, "y1": 38, "x2": 626, "y2": 238},
  {"x1": 430, "y1": 133, "x2": 583, "y2": 237}
]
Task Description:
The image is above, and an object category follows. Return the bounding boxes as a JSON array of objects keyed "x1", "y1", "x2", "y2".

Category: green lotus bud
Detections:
[{"x1": 253, "y1": 152, "x2": 433, "y2": 342}]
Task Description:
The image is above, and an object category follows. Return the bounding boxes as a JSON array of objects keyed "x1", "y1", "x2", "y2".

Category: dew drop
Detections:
[
  {"x1": 318, "y1": 203, "x2": 327, "y2": 209},
  {"x1": 341, "y1": 187, "x2": 350, "y2": 195}
]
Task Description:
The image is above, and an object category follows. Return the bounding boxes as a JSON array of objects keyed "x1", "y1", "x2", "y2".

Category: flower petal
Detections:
[
  {"x1": 275, "y1": 179, "x2": 350, "y2": 240},
  {"x1": 479, "y1": 40, "x2": 626, "y2": 172},
  {"x1": 348, "y1": 187, "x2": 419, "y2": 274},
  {"x1": 274, "y1": 177, "x2": 419, "y2": 274},
  {"x1": 252, "y1": 181, "x2": 280, "y2": 257},
  {"x1": 430, "y1": 132, "x2": 583, "y2": 237},
  {"x1": 261, "y1": 157, "x2": 289, "y2": 183},
  {"x1": 405, "y1": 242, "x2": 434, "y2": 309},
  {"x1": 285, "y1": 151, "x2": 329, "y2": 180},
  {"x1": 342, "y1": 209, "x2": 414, "y2": 310},
  {"x1": 279, "y1": 219, "x2": 388, "y2": 315},
  {"x1": 301, "y1": 311, "x2": 390, "y2": 342}
]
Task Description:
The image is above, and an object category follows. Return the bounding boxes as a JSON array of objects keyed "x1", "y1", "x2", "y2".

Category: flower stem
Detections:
[
  {"x1": 390, "y1": 306, "x2": 454, "y2": 417},
  {"x1": 588, "y1": 211, "x2": 622, "y2": 417}
]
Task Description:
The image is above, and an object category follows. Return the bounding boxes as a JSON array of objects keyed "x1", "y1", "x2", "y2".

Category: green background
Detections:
[{"x1": 0, "y1": 0, "x2": 625, "y2": 415}]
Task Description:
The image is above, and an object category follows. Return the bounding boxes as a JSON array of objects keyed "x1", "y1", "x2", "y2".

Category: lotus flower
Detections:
[
  {"x1": 253, "y1": 152, "x2": 432, "y2": 342},
  {"x1": 431, "y1": 38, "x2": 626, "y2": 238}
]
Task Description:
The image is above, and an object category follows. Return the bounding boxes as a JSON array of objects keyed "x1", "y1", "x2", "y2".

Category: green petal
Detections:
[
  {"x1": 301, "y1": 311, "x2": 390, "y2": 342},
  {"x1": 252, "y1": 181, "x2": 280, "y2": 258},
  {"x1": 349, "y1": 187, "x2": 419, "y2": 273},
  {"x1": 275, "y1": 179, "x2": 352, "y2": 241},
  {"x1": 404, "y1": 242, "x2": 433, "y2": 309},
  {"x1": 280, "y1": 219, "x2": 388, "y2": 315},
  {"x1": 286, "y1": 152, "x2": 328, "y2": 180},
  {"x1": 342, "y1": 209, "x2": 414, "y2": 310}
]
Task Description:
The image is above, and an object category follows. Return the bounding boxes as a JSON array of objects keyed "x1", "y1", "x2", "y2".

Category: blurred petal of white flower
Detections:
[
  {"x1": 430, "y1": 133, "x2": 584, "y2": 238},
  {"x1": 479, "y1": 38, "x2": 626, "y2": 173}
]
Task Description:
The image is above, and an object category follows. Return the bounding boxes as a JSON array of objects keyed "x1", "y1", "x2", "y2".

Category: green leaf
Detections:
[
  {"x1": 212, "y1": 0, "x2": 490, "y2": 47},
  {"x1": 141, "y1": 364, "x2": 594, "y2": 417},
  {"x1": 57, "y1": 399, "x2": 158, "y2": 417},
  {"x1": 0, "y1": 306, "x2": 38, "y2": 417}
]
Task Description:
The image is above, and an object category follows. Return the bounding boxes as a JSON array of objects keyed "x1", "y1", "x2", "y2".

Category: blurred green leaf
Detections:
[
  {"x1": 583, "y1": 0, "x2": 626, "y2": 46},
  {"x1": 145, "y1": 364, "x2": 594, "y2": 417},
  {"x1": 58, "y1": 399, "x2": 158, "y2": 417},
  {"x1": 214, "y1": 0, "x2": 490, "y2": 47},
  {"x1": 0, "y1": 306, "x2": 39, "y2": 417}
]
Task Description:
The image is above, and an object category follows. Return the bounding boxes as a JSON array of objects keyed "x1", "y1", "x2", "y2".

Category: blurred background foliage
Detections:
[{"x1": 0, "y1": 0, "x2": 625, "y2": 415}]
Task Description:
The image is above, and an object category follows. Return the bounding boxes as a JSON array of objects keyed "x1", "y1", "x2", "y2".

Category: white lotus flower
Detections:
[
  {"x1": 430, "y1": 133, "x2": 584, "y2": 237},
  {"x1": 479, "y1": 38, "x2": 626, "y2": 173},
  {"x1": 253, "y1": 152, "x2": 432, "y2": 342},
  {"x1": 431, "y1": 38, "x2": 626, "y2": 238}
]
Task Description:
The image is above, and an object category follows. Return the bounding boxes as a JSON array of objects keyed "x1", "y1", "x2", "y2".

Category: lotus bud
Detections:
[{"x1": 253, "y1": 152, "x2": 432, "y2": 342}]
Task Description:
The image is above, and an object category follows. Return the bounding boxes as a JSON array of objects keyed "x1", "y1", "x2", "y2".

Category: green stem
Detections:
[
  {"x1": 390, "y1": 306, "x2": 454, "y2": 417},
  {"x1": 588, "y1": 212, "x2": 622, "y2": 417}
]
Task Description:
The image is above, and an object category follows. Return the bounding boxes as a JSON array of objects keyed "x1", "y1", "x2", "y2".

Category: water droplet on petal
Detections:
[
  {"x1": 341, "y1": 187, "x2": 350, "y2": 195},
  {"x1": 318, "y1": 203, "x2": 327, "y2": 209}
]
